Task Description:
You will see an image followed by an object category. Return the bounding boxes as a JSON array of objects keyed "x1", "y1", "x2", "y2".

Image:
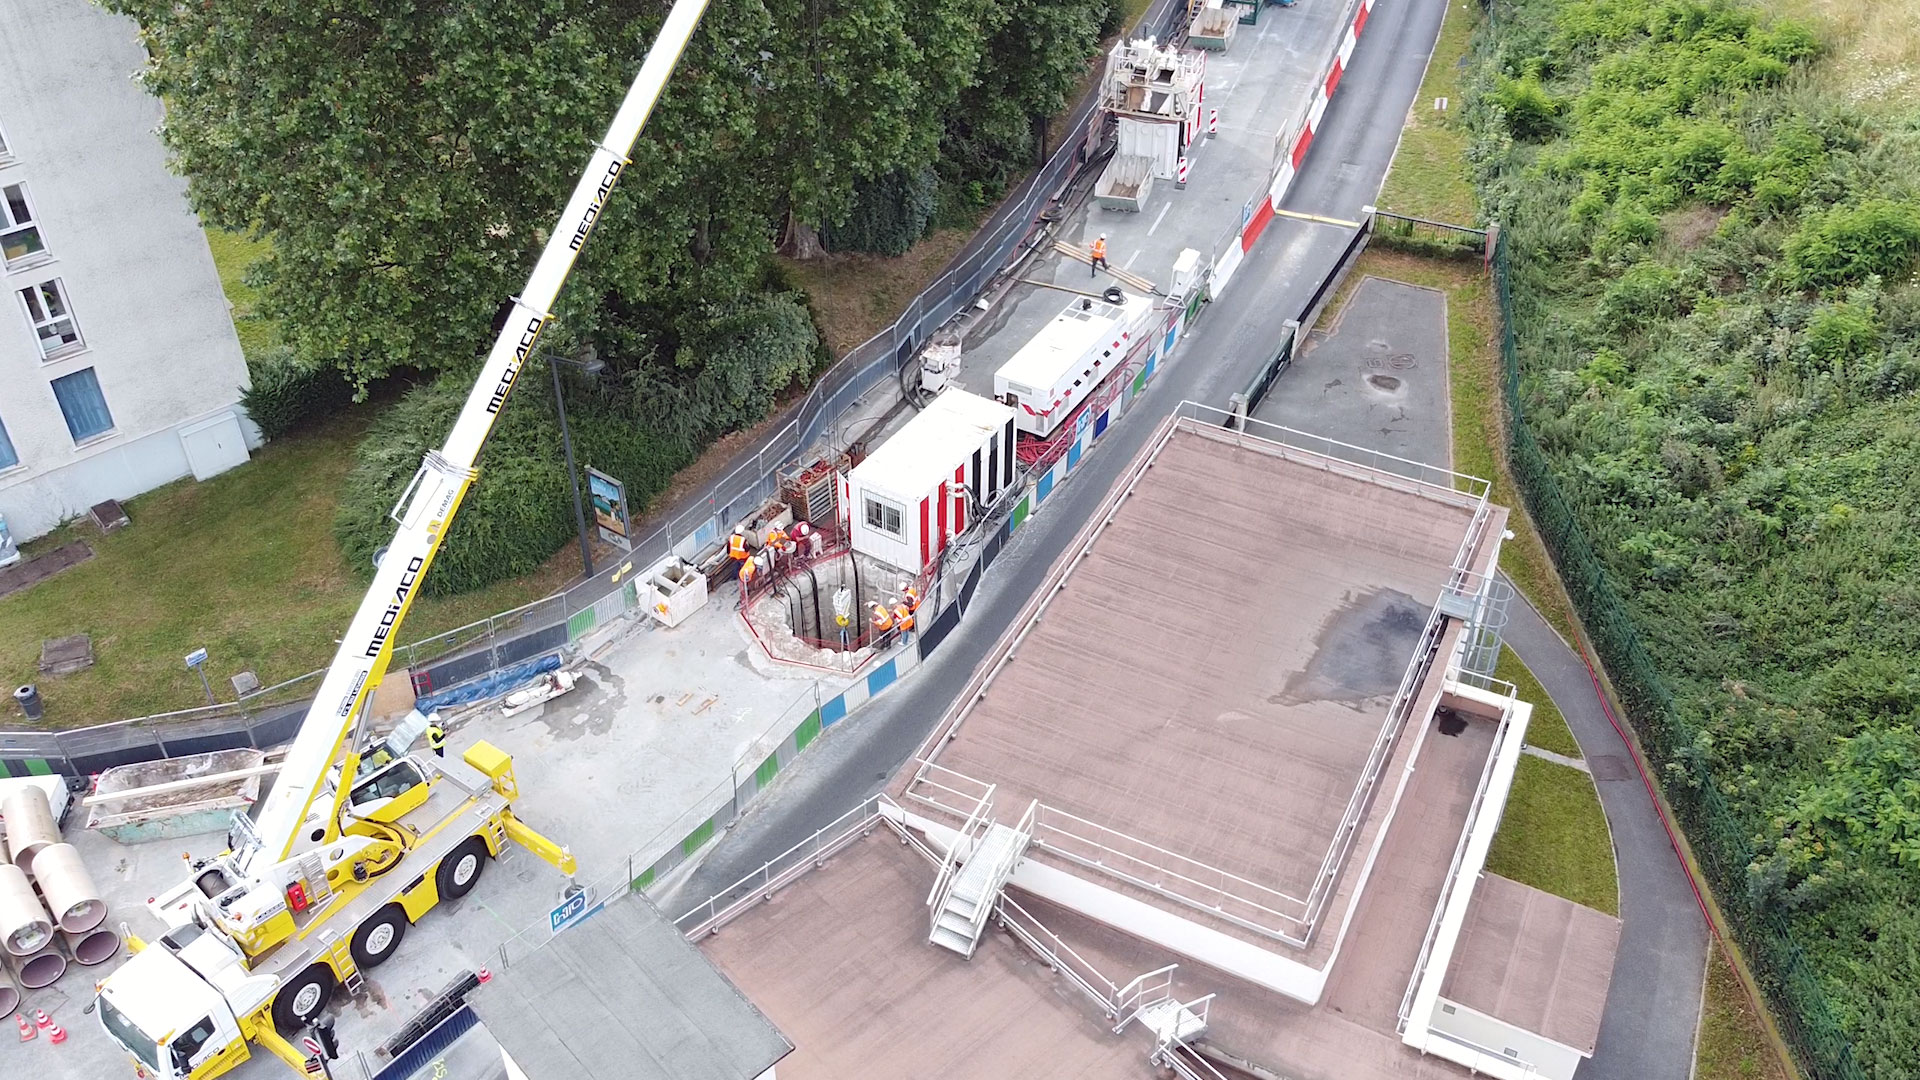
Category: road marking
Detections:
[
  {"x1": 1124, "y1": 249, "x2": 1142, "y2": 270},
  {"x1": 1147, "y1": 201, "x2": 1173, "y2": 236},
  {"x1": 1273, "y1": 208, "x2": 1363, "y2": 228}
]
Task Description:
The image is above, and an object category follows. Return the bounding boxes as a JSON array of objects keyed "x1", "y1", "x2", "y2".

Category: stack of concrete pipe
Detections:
[{"x1": 0, "y1": 786, "x2": 119, "y2": 995}]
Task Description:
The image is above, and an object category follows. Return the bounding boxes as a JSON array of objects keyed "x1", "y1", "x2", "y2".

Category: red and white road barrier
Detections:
[
  {"x1": 1208, "y1": 107, "x2": 1219, "y2": 139},
  {"x1": 1177, "y1": 156, "x2": 1190, "y2": 188},
  {"x1": 1210, "y1": 0, "x2": 1375, "y2": 297}
]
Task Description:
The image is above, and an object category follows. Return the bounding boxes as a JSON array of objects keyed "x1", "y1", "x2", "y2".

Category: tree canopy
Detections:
[{"x1": 106, "y1": 0, "x2": 1108, "y2": 389}]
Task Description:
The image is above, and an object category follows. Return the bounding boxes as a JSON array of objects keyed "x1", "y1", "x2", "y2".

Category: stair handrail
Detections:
[
  {"x1": 926, "y1": 782, "x2": 996, "y2": 926},
  {"x1": 993, "y1": 892, "x2": 1122, "y2": 1016},
  {"x1": 1112, "y1": 963, "x2": 1179, "y2": 1034},
  {"x1": 1152, "y1": 1037, "x2": 1234, "y2": 1080}
]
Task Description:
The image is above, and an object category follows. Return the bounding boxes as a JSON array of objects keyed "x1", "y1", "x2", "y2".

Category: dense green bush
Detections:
[
  {"x1": 823, "y1": 166, "x2": 939, "y2": 256},
  {"x1": 334, "y1": 372, "x2": 575, "y2": 597},
  {"x1": 336, "y1": 293, "x2": 820, "y2": 596},
  {"x1": 1467, "y1": 0, "x2": 1920, "y2": 1072},
  {"x1": 239, "y1": 347, "x2": 356, "y2": 440},
  {"x1": 1784, "y1": 200, "x2": 1920, "y2": 291}
]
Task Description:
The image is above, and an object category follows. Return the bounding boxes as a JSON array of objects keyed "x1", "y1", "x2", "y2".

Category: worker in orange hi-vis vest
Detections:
[
  {"x1": 728, "y1": 525, "x2": 748, "y2": 563},
  {"x1": 869, "y1": 600, "x2": 895, "y2": 641},
  {"x1": 900, "y1": 581, "x2": 921, "y2": 613},
  {"x1": 737, "y1": 552, "x2": 759, "y2": 598},
  {"x1": 893, "y1": 599, "x2": 916, "y2": 646},
  {"x1": 1089, "y1": 233, "x2": 1109, "y2": 277}
]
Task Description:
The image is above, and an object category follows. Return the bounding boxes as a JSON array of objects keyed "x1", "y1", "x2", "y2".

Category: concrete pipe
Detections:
[
  {"x1": 31, "y1": 843, "x2": 106, "y2": 933},
  {"x1": 14, "y1": 943, "x2": 66, "y2": 989},
  {"x1": 61, "y1": 925, "x2": 120, "y2": 966},
  {"x1": 0, "y1": 864, "x2": 53, "y2": 956},
  {"x1": 1, "y1": 785, "x2": 60, "y2": 874},
  {"x1": 0, "y1": 959, "x2": 19, "y2": 1017}
]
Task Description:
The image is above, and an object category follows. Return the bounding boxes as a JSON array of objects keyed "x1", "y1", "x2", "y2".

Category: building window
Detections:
[
  {"x1": 18, "y1": 279, "x2": 83, "y2": 359},
  {"x1": 864, "y1": 495, "x2": 903, "y2": 537},
  {"x1": 51, "y1": 367, "x2": 114, "y2": 442},
  {"x1": 0, "y1": 120, "x2": 13, "y2": 164},
  {"x1": 1502, "y1": 1048, "x2": 1521, "y2": 1060},
  {"x1": 2, "y1": 181, "x2": 49, "y2": 268},
  {"x1": 0, "y1": 413, "x2": 17, "y2": 471}
]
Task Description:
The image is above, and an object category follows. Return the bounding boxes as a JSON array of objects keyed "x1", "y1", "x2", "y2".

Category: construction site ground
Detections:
[
  {"x1": 16, "y1": 591, "x2": 863, "y2": 1080},
  {"x1": 820, "y1": 0, "x2": 1353, "y2": 459}
]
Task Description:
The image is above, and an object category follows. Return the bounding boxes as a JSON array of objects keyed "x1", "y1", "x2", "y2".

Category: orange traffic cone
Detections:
[
  {"x1": 477, "y1": 967, "x2": 492, "y2": 984},
  {"x1": 16, "y1": 1014, "x2": 34, "y2": 1041},
  {"x1": 32, "y1": 1009, "x2": 50, "y2": 1029},
  {"x1": 45, "y1": 1020, "x2": 66, "y2": 1045}
]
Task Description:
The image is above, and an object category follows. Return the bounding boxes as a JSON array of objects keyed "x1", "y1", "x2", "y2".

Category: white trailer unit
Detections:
[
  {"x1": 995, "y1": 291, "x2": 1156, "y2": 438},
  {"x1": 843, "y1": 390, "x2": 1016, "y2": 575}
]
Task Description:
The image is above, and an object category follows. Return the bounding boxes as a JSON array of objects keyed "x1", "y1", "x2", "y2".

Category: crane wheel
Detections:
[
  {"x1": 351, "y1": 904, "x2": 409, "y2": 969},
  {"x1": 272, "y1": 964, "x2": 336, "y2": 1033},
  {"x1": 437, "y1": 836, "x2": 491, "y2": 900}
]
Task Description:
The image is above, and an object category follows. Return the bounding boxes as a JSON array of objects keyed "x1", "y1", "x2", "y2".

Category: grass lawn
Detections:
[
  {"x1": 780, "y1": 228, "x2": 975, "y2": 356},
  {"x1": 1495, "y1": 645, "x2": 1580, "y2": 759},
  {"x1": 1695, "y1": 941, "x2": 1791, "y2": 1080},
  {"x1": 0, "y1": 407, "x2": 571, "y2": 728},
  {"x1": 203, "y1": 227, "x2": 278, "y2": 360},
  {"x1": 1485, "y1": 755, "x2": 1619, "y2": 916},
  {"x1": 1376, "y1": 0, "x2": 1480, "y2": 225}
]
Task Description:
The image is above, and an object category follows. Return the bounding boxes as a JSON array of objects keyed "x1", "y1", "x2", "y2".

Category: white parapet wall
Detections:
[{"x1": 1400, "y1": 687, "x2": 1544, "y2": 1074}]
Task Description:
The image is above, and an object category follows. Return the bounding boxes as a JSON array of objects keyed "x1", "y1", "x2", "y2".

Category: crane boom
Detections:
[{"x1": 241, "y1": 0, "x2": 712, "y2": 872}]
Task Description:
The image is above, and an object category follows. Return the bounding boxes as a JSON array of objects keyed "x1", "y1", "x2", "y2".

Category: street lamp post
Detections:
[{"x1": 547, "y1": 351, "x2": 606, "y2": 579}]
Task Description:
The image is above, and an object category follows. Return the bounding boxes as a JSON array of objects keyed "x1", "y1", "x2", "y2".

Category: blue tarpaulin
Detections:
[{"x1": 413, "y1": 653, "x2": 562, "y2": 714}]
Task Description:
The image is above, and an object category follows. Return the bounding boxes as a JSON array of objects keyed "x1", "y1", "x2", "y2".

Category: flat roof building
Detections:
[
  {"x1": 0, "y1": 0, "x2": 256, "y2": 540},
  {"x1": 669, "y1": 409, "x2": 1620, "y2": 1080}
]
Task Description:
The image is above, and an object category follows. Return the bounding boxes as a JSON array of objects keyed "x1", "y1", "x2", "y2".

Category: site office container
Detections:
[
  {"x1": 995, "y1": 292, "x2": 1156, "y2": 439},
  {"x1": 842, "y1": 390, "x2": 1016, "y2": 575}
]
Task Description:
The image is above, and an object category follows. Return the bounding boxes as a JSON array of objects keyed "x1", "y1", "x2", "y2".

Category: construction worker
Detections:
[
  {"x1": 1090, "y1": 233, "x2": 1109, "y2": 277},
  {"x1": 901, "y1": 580, "x2": 921, "y2": 615},
  {"x1": 425, "y1": 719, "x2": 447, "y2": 759},
  {"x1": 728, "y1": 525, "x2": 749, "y2": 567},
  {"x1": 765, "y1": 524, "x2": 791, "y2": 567},
  {"x1": 893, "y1": 598, "x2": 916, "y2": 647},
  {"x1": 791, "y1": 519, "x2": 820, "y2": 559},
  {"x1": 738, "y1": 552, "x2": 759, "y2": 596},
  {"x1": 869, "y1": 600, "x2": 895, "y2": 643}
]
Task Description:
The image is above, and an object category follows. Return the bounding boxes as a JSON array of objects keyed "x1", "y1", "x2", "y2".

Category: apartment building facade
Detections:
[{"x1": 0, "y1": 0, "x2": 256, "y2": 542}]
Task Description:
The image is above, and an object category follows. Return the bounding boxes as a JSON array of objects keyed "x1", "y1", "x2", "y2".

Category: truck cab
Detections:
[{"x1": 98, "y1": 925, "x2": 278, "y2": 1080}]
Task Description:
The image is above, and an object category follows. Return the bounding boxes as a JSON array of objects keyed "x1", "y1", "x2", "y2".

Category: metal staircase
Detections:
[{"x1": 928, "y1": 805, "x2": 1030, "y2": 958}]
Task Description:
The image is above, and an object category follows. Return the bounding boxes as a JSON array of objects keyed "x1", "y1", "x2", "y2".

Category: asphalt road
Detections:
[
  {"x1": 1502, "y1": 594, "x2": 1709, "y2": 1080},
  {"x1": 665, "y1": 2, "x2": 1711, "y2": 1076}
]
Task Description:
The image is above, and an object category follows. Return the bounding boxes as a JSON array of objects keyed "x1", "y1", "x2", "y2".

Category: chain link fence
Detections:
[{"x1": 1490, "y1": 230, "x2": 1863, "y2": 1079}]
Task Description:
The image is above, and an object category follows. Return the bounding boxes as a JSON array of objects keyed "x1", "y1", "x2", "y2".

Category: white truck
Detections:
[
  {"x1": 994, "y1": 290, "x2": 1157, "y2": 439},
  {"x1": 90, "y1": 1, "x2": 714, "y2": 1076}
]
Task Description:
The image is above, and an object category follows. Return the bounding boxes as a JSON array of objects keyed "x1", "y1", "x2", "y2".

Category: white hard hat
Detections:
[
  {"x1": 1099, "y1": 232, "x2": 1107, "y2": 239},
  {"x1": 733, "y1": 525, "x2": 743, "y2": 535}
]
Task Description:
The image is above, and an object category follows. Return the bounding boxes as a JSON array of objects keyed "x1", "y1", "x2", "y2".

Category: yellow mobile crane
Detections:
[{"x1": 91, "y1": 2, "x2": 713, "y2": 1076}]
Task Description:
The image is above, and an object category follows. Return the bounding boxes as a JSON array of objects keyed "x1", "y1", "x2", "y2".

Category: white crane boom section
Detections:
[{"x1": 241, "y1": 0, "x2": 712, "y2": 872}]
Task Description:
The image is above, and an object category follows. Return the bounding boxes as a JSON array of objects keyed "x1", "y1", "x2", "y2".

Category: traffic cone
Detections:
[
  {"x1": 46, "y1": 1020, "x2": 66, "y2": 1045},
  {"x1": 33, "y1": 1009, "x2": 51, "y2": 1029},
  {"x1": 16, "y1": 1014, "x2": 35, "y2": 1041},
  {"x1": 477, "y1": 967, "x2": 492, "y2": 985}
]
